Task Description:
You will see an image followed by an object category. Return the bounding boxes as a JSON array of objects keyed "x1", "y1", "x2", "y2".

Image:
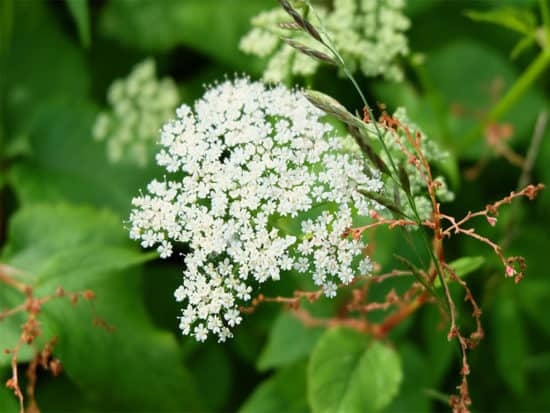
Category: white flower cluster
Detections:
[
  {"x1": 240, "y1": 0, "x2": 410, "y2": 83},
  {"x1": 129, "y1": 78, "x2": 382, "y2": 342},
  {"x1": 93, "y1": 59, "x2": 179, "y2": 166}
]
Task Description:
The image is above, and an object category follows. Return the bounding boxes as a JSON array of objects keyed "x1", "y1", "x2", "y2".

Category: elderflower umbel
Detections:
[
  {"x1": 240, "y1": 0, "x2": 410, "y2": 83},
  {"x1": 129, "y1": 78, "x2": 382, "y2": 342},
  {"x1": 93, "y1": 59, "x2": 179, "y2": 166}
]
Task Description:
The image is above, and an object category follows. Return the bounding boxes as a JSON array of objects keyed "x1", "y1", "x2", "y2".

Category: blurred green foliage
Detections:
[{"x1": 0, "y1": 0, "x2": 549, "y2": 411}]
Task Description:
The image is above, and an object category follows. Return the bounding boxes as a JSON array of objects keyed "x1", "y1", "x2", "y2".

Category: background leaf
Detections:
[
  {"x1": 0, "y1": 204, "x2": 201, "y2": 411},
  {"x1": 66, "y1": 0, "x2": 91, "y2": 47},
  {"x1": 465, "y1": 7, "x2": 537, "y2": 35},
  {"x1": 257, "y1": 312, "x2": 324, "y2": 371},
  {"x1": 239, "y1": 362, "x2": 309, "y2": 413},
  {"x1": 99, "y1": 0, "x2": 271, "y2": 71},
  {"x1": 308, "y1": 328, "x2": 402, "y2": 413}
]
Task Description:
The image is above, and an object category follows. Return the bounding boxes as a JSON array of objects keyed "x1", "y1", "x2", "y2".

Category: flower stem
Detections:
[{"x1": 460, "y1": 49, "x2": 550, "y2": 152}]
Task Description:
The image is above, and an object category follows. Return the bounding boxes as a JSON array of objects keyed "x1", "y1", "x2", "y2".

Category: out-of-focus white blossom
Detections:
[
  {"x1": 240, "y1": 0, "x2": 410, "y2": 83},
  {"x1": 93, "y1": 59, "x2": 179, "y2": 166},
  {"x1": 129, "y1": 78, "x2": 382, "y2": 342}
]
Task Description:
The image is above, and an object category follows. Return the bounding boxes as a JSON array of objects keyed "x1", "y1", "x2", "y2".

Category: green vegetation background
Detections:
[{"x1": 0, "y1": 0, "x2": 549, "y2": 411}]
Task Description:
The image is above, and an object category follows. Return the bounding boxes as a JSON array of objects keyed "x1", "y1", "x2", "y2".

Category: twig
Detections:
[{"x1": 518, "y1": 110, "x2": 548, "y2": 190}]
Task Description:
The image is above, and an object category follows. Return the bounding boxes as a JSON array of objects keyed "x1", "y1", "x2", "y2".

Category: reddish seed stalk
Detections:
[
  {"x1": 0, "y1": 264, "x2": 110, "y2": 413},
  {"x1": 244, "y1": 111, "x2": 543, "y2": 412}
]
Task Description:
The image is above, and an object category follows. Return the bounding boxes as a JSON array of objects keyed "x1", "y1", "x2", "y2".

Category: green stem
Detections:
[
  {"x1": 460, "y1": 49, "x2": 550, "y2": 151},
  {"x1": 304, "y1": 1, "x2": 450, "y2": 313},
  {"x1": 488, "y1": 50, "x2": 550, "y2": 122}
]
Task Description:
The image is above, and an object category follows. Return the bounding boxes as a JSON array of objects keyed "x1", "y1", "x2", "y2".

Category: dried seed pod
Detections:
[
  {"x1": 281, "y1": 38, "x2": 335, "y2": 65},
  {"x1": 278, "y1": 0, "x2": 323, "y2": 42},
  {"x1": 304, "y1": 90, "x2": 362, "y2": 128}
]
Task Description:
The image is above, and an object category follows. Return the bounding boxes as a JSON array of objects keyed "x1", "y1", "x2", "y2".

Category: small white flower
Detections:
[
  {"x1": 224, "y1": 309, "x2": 242, "y2": 327},
  {"x1": 359, "y1": 257, "x2": 373, "y2": 275},
  {"x1": 157, "y1": 241, "x2": 173, "y2": 258},
  {"x1": 323, "y1": 282, "x2": 338, "y2": 298},
  {"x1": 194, "y1": 324, "x2": 208, "y2": 342},
  {"x1": 174, "y1": 286, "x2": 186, "y2": 302}
]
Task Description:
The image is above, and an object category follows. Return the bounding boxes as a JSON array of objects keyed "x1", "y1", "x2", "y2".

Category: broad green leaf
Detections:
[
  {"x1": 0, "y1": 203, "x2": 201, "y2": 410},
  {"x1": 41, "y1": 268, "x2": 201, "y2": 411},
  {"x1": 433, "y1": 256, "x2": 485, "y2": 288},
  {"x1": 100, "y1": 0, "x2": 271, "y2": 71},
  {"x1": 30, "y1": 373, "x2": 107, "y2": 411},
  {"x1": 188, "y1": 344, "x2": 233, "y2": 411},
  {"x1": 493, "y1": 284, "x2": 528, "y2": 395},
  {"x1": 2, "y1": 203, "x2": 133, "y2": 263},
  {"x1": 257, "y1": 312, "x2": 324, "y2": 371},
  {"x1": 4, "y1": 0, "x2": 89, "y2": 144},
  {"x1": 66, "y1": 0, "x2": 91, "y2": 47},
  {"x1": 0, "y1": 203, "x2": 153, "y2": 367},
  {"x1": 308, "y1": 328, "x2": 402, "y2": 413},
  {"x1": 7, "y1": 99, "x2": 161, "y2": 216},
  {"x1": 449, "y1": 256, "x2": 485, "y2": 277},
  {"x1": 239, "y1": 362, "x2": 309, "y2": 413},
  {"x1": 465, "y1": 7, "x2": 537, "y2": 35},
  {"x1": 384, "y1": 343, "x2": 430, "y2": 412},
  {"x1": 421, "y1": 306, "x2": 454, "y2": 386}
]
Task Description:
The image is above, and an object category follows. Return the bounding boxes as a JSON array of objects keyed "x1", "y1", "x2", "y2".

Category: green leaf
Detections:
[
  {"x1": 308, "y1": 328, "x2": 402, "y2": 413},
  {"x1": 510, "y1": 33, "x2": 537, "y2": 59},
  {"x1": 42, "y1": 268, "x2": 201, "y2": 411},
  {"x1": 0, "y1": 203, "x2": 152, "y2": 367},
  {"x1": 433, "y1": 256, "x2": 485, "y2": 288},
  {"x1": 99, "y1": 0, "x2": 271, "y2": 71},
  {"x1": 449, "y1": 256, "x2": 485, "y2": 277},
  {"x1": 66, "y1": 0, "x2": 91, "y2": 47},
  {"x1": 257, "y1": 312, "x2": 324, "y2": 371},
  {"x1": 0, "y1": 203, "x2": 201, "y2": 410},
  {"x1": 188, "y1": 344, "x2": 233, "y2": 411},
  {"x1": 4, "y1": 0, "x2": 89, "y2": 144},
  {"x1": 384, "y1": 343, "x2": 431, "y2": 412},
  {"x1": 421, "y1": 306, "x2": 454, "y2": 386},
  {"x1": 2, "y1": 203, "x2": 133, "y2": 266},
  {"x1": 493, "y1": 284, "x2": 528, "y2": 395},
  {"x1": 239, "y1": 362, "x2": 309, "y2": 413},
  {"x1": 7, "y1": 99, "x2": 161, "y2": 216},
  {"x1": 465, "y1": 7, "x2": 537, "y2": 35}
]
